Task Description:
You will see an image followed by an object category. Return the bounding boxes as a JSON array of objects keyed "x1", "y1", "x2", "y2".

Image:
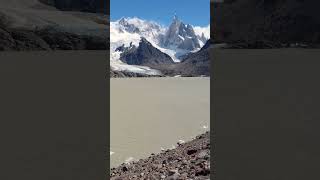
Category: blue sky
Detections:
[{"x1": 110, "y1": 0, "x2": 210, "y2": 27}]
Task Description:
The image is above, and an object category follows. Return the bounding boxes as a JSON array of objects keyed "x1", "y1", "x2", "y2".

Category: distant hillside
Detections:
[{"x1": 212, "y1": 0, "x2": 320, "y2": 48}]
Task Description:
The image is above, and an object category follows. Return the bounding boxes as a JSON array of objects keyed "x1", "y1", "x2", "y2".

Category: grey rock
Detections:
[
  {"x1": 120, "y1": 37, "x2": 174, "y2": 68},
  {"x1": 161, "y1": 15, "x2": 201, "y2": 51},
  {"x1": 110, "y1": 131, "x2": 212, "y2": 179}
]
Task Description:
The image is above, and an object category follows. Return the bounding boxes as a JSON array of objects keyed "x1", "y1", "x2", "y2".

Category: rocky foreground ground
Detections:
[{"x1": 110, "y1": 131, "x2": 214, "y2": 180}]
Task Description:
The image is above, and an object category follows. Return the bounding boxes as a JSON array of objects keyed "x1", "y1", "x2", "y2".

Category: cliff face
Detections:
[
  {"x1": 119, "y1": 38, "x2": 174, "y2": 67},
  {"x1": 212, "y1": 0, "x2": 320, "y2": 47}
]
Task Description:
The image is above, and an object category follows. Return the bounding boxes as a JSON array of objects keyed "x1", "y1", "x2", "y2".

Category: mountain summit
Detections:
[{"x1": 161, "y1": 15, "x2": 201, "y2": 50}]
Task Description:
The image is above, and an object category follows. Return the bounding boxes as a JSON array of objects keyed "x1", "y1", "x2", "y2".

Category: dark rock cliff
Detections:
[{"x1": 120, "y1": 38, "x2": 175, "y2": 68}]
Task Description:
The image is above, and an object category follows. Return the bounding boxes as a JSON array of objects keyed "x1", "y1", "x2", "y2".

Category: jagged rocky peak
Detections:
[
  {"x1": 162, "y1": 15, "x2": 201, "y2": 50},
  {"x1": 115, "y1": 42, "x2": 136, "y2": 52},
  {"x1": 199, "y1": 33, "x2": 207, "y2": 43},
  {"x1": 118, "y1": 17, "x2": 127, "y2": 25},
  {"x1": 118, "y1": 18, "x2": 141, "y2": 33},
  {"x1": 118, "y1": 17, "x2": 162, "y2": 33},
  {"x1": 140, "y1": 37, "x2": 153, "y2": 46}
]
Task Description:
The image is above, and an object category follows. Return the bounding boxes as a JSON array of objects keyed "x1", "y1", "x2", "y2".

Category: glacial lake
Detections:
[{"x1": 110, "y1": 77, "x2": 210, "y2": 167}]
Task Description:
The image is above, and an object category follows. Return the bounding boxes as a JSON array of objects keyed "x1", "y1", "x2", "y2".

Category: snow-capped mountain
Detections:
[
  {"x1": 161, "y1": 15, "x2": 201, "y2": 51},
  {"x1": 119, "y1": 37, "x2": 174, "y2": 67},
  {"x1": 110, "y1": 16, "x2": 210, "y2": 75}
]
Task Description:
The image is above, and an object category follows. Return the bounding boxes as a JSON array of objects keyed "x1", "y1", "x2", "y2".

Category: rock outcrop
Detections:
[
  {"x1": 161, "y1": 15, "x2": 201, "y2": 50},
  {"x1": 119, "y1": 37, "x2": 175, "y2": 68}
]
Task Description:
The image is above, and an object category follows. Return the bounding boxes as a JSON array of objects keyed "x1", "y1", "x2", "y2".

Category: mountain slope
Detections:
[
  {"x1": 173, "y1": 39, "x2": 211, "y2": 76},
  {"x1": 119, "y1": 37, "x2": 174, "y2": 69}
]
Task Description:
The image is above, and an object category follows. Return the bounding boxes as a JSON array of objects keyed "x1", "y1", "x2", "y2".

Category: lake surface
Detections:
[{"x1": 110, "y1": 77, "x2": 210, "y2": 167}]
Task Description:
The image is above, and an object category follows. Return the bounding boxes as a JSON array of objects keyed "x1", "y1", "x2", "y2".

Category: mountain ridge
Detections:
[
  {"x1": 110, "y1": 16, "x2": 210, "y2": 76},
  {"x1": 161, "y1": 15, "x2": 202, "y2": 50},
  {"x1": 119, "y1": 37, "x2": 174, "y2": 67}
]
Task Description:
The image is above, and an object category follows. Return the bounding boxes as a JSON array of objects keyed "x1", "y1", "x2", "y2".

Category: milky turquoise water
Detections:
[{"x1": 110, "y1": 78, "x2": 210, "y2": 167}]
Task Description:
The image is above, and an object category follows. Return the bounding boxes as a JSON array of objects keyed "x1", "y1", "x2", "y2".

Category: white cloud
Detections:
[{"x1": 193, "y1": 25, "x2": 210, "y2": 39}]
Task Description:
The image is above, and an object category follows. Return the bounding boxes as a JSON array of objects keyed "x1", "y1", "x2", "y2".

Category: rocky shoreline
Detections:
[
  {"x1": 110, "y1": 70, "x2": 164, "y2": 78},
  {"x1": 110, "y1": 70, "x2": 211, "y2": 78},
  {"x1": 110, "y1": 131, "x2": 213, "y2": 180}
]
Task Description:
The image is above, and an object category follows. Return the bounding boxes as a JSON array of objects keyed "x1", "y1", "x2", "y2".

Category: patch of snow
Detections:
[
  {"x1": 198, "y1": 39, "x2": 204, "y2": 47},
  {"x1": 178, "y1": 35, "x2": 185, "y2": 41}
]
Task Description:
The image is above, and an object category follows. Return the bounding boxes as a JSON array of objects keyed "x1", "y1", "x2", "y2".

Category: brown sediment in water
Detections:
[{"x1": 110, "y1": 131, "x2": 213, "y2": 180}]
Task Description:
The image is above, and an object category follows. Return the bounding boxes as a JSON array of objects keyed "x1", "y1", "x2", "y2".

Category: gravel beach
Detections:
[{"x1": 110, "y1": 131, "x2": 213, "y2": 180}]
